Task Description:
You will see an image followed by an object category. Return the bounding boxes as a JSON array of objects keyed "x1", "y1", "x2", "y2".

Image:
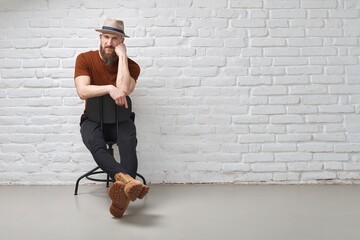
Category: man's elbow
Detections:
[
  {"x1": 77, "y1": 90, "x2": 87, "y2": 100},
  {"x1": 122, "y1": 87, "x2": 131, "y2": 96},
  {"x1": 122, "y1": 82, "x2": 136, "y2": 96}
]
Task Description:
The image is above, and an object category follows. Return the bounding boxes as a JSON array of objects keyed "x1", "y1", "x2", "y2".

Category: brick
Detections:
[
  {"x1": 301, "y1": 172, "x2": 337, "y2": 181},
  {"x1": 271, "y1": 115, "x2": 304, "y2": 124},
  {"x1": 262, "y1": 143, "x2": 297, "y2": 152},
  {"x1": 250, "y1": 10, "x2": 268, "y2": 19},
  {"x1": 307, "y1": 28, "x2": 343, "y2": 37},
  {"x1": 268, "y1": 20, "x2": 289, "y2": 28},
  {"x1": 274, "y1": 76, "x2": 309, "y2": 84},
  {"x1": 193, "y1": 0, "x2": 228, "y2": 8},
  {"x1": 0, "y1": 59, "x2": 21, "y2": 68},
  {"x1": 335, "y1": 144, "x2": 360, "y2": 152},
  {"x1": 288, "y1": 163, "x2": 323, "y2": 171},
  {"x1": 311, "y1": 75, "x2": 343, "y2": 84},
  {"x1": 233, "y1": 115, "x2": 268, "y2": 124},
  {"x1": 7, "y1": 89, "x2": 42, "y2": 98},
  {"x1": 288, "y1": 38, "x2": 323, "y2": 47},
  {"x1": 251, "y1": 105, "x2": 286, "y2": 115},
  {"x1": 306, "y1": 114, "x2": 343, "y2": 123},
  {"x1": 271, "y1": 10, "x2": 306, "y2": 19},
  {"x1": 239, "y1": 134, "x2": 275, "y2": 143},
  {"x1": 251, "y1": 38, "x2": 286, "y2": 47},
  {"x1": 278, "y1": 134, "x2": 312, "y2": 142},
  {"x1": 302, "y1": 0, "x2": 337, "y2": 9},
  {"x1": 270, "y1": 96, "x2": 300, "y2": 104},
  {"x1": 302, "y1": 96, "x2": 338, "y2": 105},
  {"x1": 298, "y1": 143, "x2": 334, "y2": 152},
  {"x1": 264, "y1": 47, "x2": 299, "y2": 56},
  {"x1": 230, "y1": 0, "x2": 263, "y2": 8},
  {"x1": 273, "y1": 173, "x2": 300, "y2": 181},
  {"x1": 270, "y1": 28, "x2": 305, "y2": 37},
  {"x1": 330, "y1": 10, "x2": 359, "y2": 18},
  {"x1": 23, "y1": 59, "x2": 46, "y2": 68},
  {"x1": 323, "y1": 162, "x2": 343, "y2": 170},
  {"x1": 319, "y1": 105, "x2": 355, "y2": 113},
  {"x1": 291, "y1": 19, "x2": 324, "y2": 28},
  {"x1": 288, "y1": 125, "x2": 322, "y2": 133},
  {"x1": 275, "y1": 153, "x2": 313, "y2": 162},
  {"x1": 302, "y1": 47, "x2": 337, "y2": 56},
  {"x1": 192, "y1": 57, "x2": 226, "y2": 67},
  {"x1": 232, "y1": 19, "x2": 266, "y2": 28},
  {"x1": 314, "y1": 153, "x2": 349, "y2": 161},
  {"x1": 190, "y1": 38, "x2": 223, "y2": 47},
  {"x1": 290, "y1": 85, "x2": 327, "y2": 94},
  {"x1": 201, "y1": 77, "x2": 236, "y2": 86},
  {"x1": 252, "y1": 86, "x2": 287, "y2": 95},
  {"x1": 265, "y1": 0, "x2": 300, "y2": 9},
  {"x1": 156, "y1": 0, "x2": 192, "y2": 7},
  {"x1": 175, "y1": 9, "x2": 211, "y2": 18},
  {"x1": 222, "y1": 163, "x2": 251, "y2": 172},
  {"x1": 274, "y1": 57, "x2": 307, "y2": 66},
  {"x1": 236, "y1": 173, "x2": 273, "y2": 182},
  {"x1": 252, "y1": 163, "x2": 287, "y2": 172},
  {"x1": 249, "y1": 125, "x2": 285, "y2": 134},
  {"x1": 313, "y1": 133, "x2": 346, "y2": 142}
]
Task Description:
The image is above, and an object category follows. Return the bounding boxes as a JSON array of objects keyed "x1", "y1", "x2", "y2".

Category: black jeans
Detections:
[{"x1": 80, "y1": 115, "x2": 138, "y2": 179}]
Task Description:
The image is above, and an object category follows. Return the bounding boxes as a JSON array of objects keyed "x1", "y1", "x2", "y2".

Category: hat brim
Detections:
[{"x1": 95, "y1": 29, "x2": 129, "y2": 38}]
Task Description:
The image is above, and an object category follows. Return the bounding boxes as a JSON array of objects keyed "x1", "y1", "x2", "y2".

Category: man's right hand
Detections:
[{"x1": 108, "y1": 85, "x2": 128, "y2": 108}]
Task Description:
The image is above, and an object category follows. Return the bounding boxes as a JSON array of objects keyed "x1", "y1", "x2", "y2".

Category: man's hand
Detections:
[
  {"x1": 108, "y1": 85, "x2": 128, "y2": 108},
  {"x1": 115, "y1": 43, "x2": 127, "y2": 57}
]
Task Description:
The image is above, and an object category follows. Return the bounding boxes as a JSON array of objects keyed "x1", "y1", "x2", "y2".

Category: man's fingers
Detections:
[
  {"x1": 114, "y1": 96, "x2": 128, "y2": 108},
  {"x1": 124, "y1": 97, "x2": 128, "y2": 109}
]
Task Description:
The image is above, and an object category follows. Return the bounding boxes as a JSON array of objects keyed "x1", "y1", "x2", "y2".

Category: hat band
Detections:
[{"x1": 102, "y1": 26, "x2": 125, "y2": 35}]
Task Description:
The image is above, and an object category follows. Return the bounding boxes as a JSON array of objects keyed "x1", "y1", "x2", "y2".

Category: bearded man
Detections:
[{"x1": 74, "y1": 18, "x2": 149, "y2": 218}]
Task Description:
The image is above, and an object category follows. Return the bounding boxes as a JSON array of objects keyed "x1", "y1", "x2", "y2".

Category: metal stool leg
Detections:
[
  {"x1": 136, "y1": 173, "x2": 147, "y2": 185},
  {"x1": 74, "y1": 166, "x2": 101, "y2": 195}
]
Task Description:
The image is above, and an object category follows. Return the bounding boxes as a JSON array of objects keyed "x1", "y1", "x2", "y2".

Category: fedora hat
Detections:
[{"x1": 95, "y1": 18, "x2": 129, "y2": 38}]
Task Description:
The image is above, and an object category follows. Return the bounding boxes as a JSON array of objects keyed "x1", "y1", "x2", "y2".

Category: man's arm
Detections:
[
  {"x1": 74, "y1": 75, "x2": 129, "y2": 107},
  {"x1": 115, "y1": 43, "x2": 136, "y2": 96}
]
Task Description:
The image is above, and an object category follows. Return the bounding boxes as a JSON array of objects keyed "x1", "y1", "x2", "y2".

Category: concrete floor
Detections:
[{"x1": 0, "y1": 184, "x2": 359, "y2": 240}]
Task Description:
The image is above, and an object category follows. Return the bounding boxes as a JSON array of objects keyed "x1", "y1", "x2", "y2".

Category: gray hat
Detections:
[{"x1": 95, "y1": 18, "x2": 129, "y2": 38}]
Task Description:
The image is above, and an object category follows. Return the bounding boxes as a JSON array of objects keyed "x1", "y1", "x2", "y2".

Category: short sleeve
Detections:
[
  {"x1": 128, "y1": 58, "x2": 141, "y2": 81},
  {"x1": 74, "y1": 53, "x2": 90, "y2": 79}
]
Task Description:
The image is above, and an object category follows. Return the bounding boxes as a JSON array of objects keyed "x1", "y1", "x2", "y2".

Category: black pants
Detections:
[{"x1": 80, "y1": 115, "x2": 138, "y2": 179}]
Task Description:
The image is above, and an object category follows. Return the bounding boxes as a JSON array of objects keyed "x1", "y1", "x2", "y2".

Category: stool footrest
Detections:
[{"x1": 74, "y1": 166, "x2": 147, "y2": 195}]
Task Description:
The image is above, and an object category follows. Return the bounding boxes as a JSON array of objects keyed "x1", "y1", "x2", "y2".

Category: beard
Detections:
[{"x1": 99, "y1": 45, "x2": 118, "y2": 66}]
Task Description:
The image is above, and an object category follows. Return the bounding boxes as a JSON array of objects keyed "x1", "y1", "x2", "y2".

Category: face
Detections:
[{"x1": 99, "y1": 33, "x2": 124, "y2": 65}]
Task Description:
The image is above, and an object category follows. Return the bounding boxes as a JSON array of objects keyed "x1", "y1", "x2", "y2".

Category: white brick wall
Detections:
[{"x1": 1, "y1": 0, "x2": 360, "y2": 184}]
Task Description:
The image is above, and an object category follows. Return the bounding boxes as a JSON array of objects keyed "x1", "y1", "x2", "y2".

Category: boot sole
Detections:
[
  {"x1": 125, "y1": 182, "x2": 143, "y2": 201},
  {"x1": 138, "y1": 185, "x2": 150, "y2": 199},
  {"x1": 108, "y1": 182, "x2": 129, "y2": 218}
]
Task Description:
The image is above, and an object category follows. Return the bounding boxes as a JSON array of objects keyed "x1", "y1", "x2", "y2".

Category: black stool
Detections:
[{"x1": 74, "y1": 95, "x2": 146, "y2": 195}]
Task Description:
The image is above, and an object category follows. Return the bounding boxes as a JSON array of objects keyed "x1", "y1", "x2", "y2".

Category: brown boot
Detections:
[
  {"x1": 108, "y1": 181, "x2": 130, "y2": 218},
  {"x1": 114, "y1": 173, "x2": 144, "y2": 201}
]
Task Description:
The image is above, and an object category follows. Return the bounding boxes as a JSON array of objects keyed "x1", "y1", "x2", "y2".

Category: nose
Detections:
[{"x1": 105, "y1": 38, "x2": 112, "y2": 46}]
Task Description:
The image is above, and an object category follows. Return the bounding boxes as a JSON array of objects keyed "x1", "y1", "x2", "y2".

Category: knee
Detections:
[{"x1": 86, "y1": 136, "x2": 106, "y2": 153}]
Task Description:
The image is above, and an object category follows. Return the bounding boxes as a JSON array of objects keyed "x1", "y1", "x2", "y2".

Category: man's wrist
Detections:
[{"x1": 106, "y1": 85, "x2": 115, "y2": 94}]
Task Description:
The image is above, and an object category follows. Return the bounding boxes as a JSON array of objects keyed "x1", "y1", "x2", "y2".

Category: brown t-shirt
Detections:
[
  {"x1": 74, "y1": 50, "x2": 140, "y2": 85},
  {"x1": 74, "y1": 50, "x2": 140, "y2": 118}
]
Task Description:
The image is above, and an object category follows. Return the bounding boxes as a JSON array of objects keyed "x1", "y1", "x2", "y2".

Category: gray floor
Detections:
[{"x1": 0, "y1": 184, "x2": 359, "y2": 240}]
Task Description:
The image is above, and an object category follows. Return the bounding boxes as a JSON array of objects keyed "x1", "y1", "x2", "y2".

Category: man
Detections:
[{"x1": 74, "y1": 18, "x2": 149, "y2": 218}]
